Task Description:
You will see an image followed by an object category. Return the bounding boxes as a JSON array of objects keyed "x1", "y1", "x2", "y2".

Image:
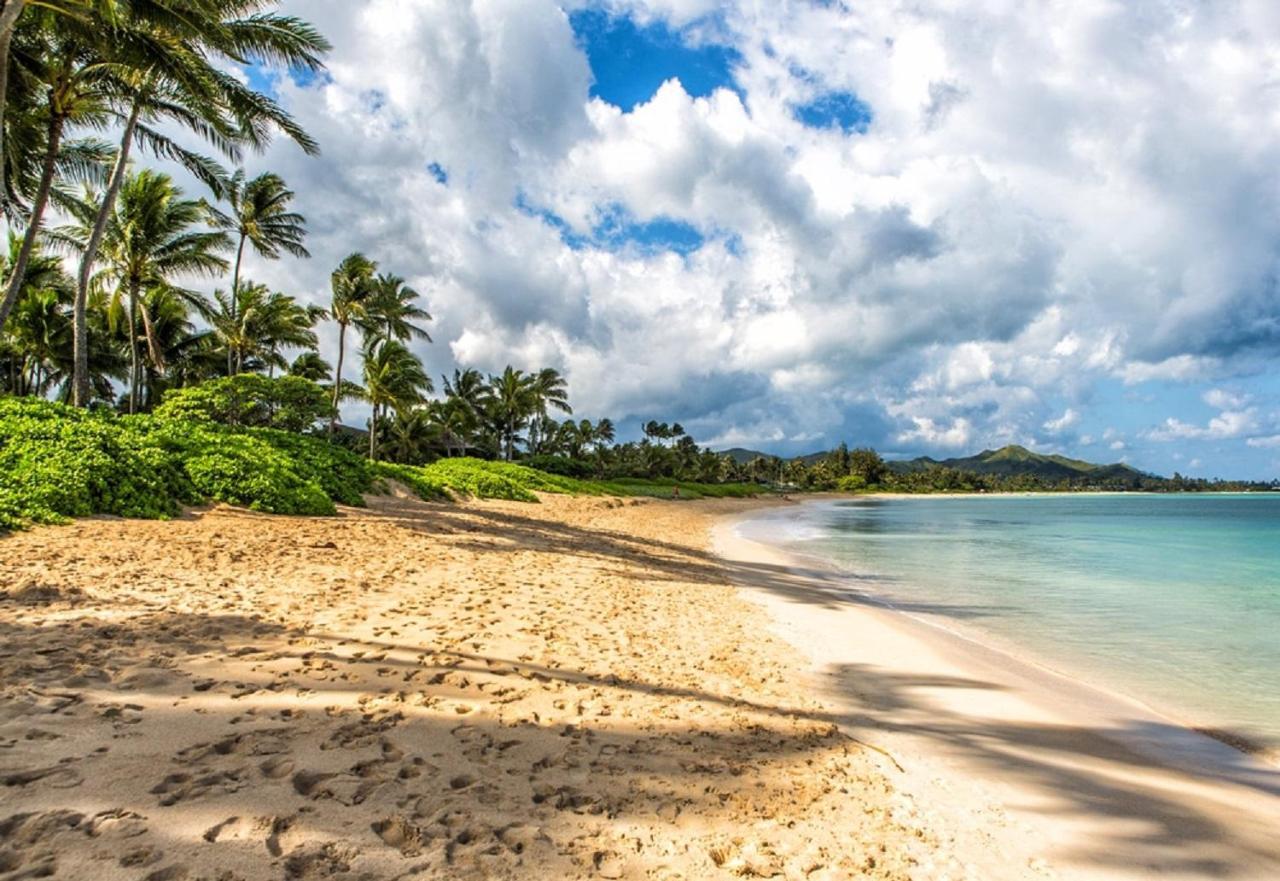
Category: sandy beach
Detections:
[
  {"x1": 5, "y1": 492, "x2": 1280, "y2": 881},
  {"x1": 717, "y1": 503, "x2": 1280, "y2": 880},
  {"x1": 0, "y1": 493, "x2": 946, "y2": 881}
]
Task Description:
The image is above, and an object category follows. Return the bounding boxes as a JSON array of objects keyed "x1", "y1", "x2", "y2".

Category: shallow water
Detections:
[{"x1": 752, "y1": 494, "x2": 1280, "y2": 750}]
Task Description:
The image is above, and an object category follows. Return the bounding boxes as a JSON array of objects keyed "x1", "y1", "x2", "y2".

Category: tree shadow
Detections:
[{"x1": 819, "y1": 662, "x2": 1280, "y2": 877}]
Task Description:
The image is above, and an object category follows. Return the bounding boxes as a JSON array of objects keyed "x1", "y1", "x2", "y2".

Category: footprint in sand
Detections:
[
  {"x1": 149, "y1": 769, "x2": 246, "y2": 806},
  {"x1": 203, "y1": 814, "x2": 302, "y2": 857}
]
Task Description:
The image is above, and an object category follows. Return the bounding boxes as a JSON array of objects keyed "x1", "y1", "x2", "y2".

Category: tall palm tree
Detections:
[
  {"x1": 59, "y1": 169, "x2": 228, "y2": 412},
  {"x1": 0, "y1": 10, "x2": 123, "y2": 335},
  {"x1": 69, "y1": 0, "x2": 329, "y2": 406},
  {"x1": 327, "y1": 251, "x2": 376, "y2": 431},
  {"x1": 484, "y1": 366, "x2": 538, "y2": 461},
  {"x1": 360, "y1": 272, "x2": 431, "y2": 345},
  {"x1": 207, "y1": 167, "x2": 309, "y2": 368},
  {"x1": 362, "y1": 338, "x2": 431, "y2": 460},
  {"x1": 0, "y1": 0, "x2": 93, "y2": 203}
]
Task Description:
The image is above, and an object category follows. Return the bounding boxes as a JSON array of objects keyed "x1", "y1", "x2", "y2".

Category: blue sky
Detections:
[{"x1": 231, "y1": 1, "x2": 1280, "y2": 479}]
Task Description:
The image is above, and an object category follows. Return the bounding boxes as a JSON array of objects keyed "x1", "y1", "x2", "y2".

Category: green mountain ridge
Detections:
[
  {"x1": 889, "y1": 444, "x2": 1149, "y2": 481},
  {"x1": 718, "y1": 443, "x2": 1152, "y2": 481}
]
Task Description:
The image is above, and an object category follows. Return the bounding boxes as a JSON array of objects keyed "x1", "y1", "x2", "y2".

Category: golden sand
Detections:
[{"x1": 0, "y1": 493, "x2": 939, "y2": 880}]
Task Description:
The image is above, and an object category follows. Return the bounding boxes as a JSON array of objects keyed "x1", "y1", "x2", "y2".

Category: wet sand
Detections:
[{"x1": 715, "y1": 504, "x2": 1280, "y2": 880}]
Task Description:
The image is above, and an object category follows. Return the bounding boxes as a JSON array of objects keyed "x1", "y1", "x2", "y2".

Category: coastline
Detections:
[{"x1": 713, "y1": 500, "x2": 1280, "y2": 879}]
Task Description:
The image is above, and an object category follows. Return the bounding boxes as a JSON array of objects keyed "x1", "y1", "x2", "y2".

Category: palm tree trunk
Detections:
[
  {"x1": 0, "y1": 111, "x2": 62, "y2": 335},
  {"x1": 369, "y1": 404, "x2": 377, "y2": 460},
  {"x1": 73, "y1": 100, "x2": 142, "y2": 406},
  {"x1": 128, "y1": 285, "x2": 140, "y2": 414},
  {"x1": 329, "y1": 322, "x2": 345, "y2": 435},
  {"x1": 0, "y1": 0, "x2": 28, "y2": 204},
  {"x1": 228, "y1": 233, "x2": 245, "y2": 375},
  {"x1": 137, "y1": 295, "x2": 165, "y2": 376}
]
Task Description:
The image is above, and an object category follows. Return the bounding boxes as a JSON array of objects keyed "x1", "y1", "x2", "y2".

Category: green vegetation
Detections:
[
  {"x1": 0, "y1": 397, "x2": 760, "y2": 532},
  {"x1": 734, "y1": 442, "x2": 1279, "y2": 494},
  {"x1": 153, "y1": 374, "x2": 334, "y2": 433}
]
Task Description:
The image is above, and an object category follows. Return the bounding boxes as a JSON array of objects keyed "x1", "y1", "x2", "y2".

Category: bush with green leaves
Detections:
[
  {"x1": 0, "y1": 397, "x2": 346, "y2": 528},
  {"x1": 154, "y1": 374, "x2": 335, "y2": 433},
  {"x1": 0, "y1": 399, "x2": 759, "y2": 532}
]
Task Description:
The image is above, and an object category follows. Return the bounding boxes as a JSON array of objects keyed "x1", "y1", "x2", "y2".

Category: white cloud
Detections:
[
  {"x1": 1145, "y1": 410, "x2": 1259, "y2": 442},
  {"x1": 1043, "y1": 408, "x2": 1080, "y2": 434},
  {"x1": 1203, "y1": 388, "x2": 1250, "y2": 411},
  {"x1": 1246, "y1": 435, "x2": 1280, "y2": 449},
  {"x1": 175, "y1": 0, "x2": 1280, "y2": 465},
  {"x1": 897, "y1": 416, "x2": 973, "y2": 449}
]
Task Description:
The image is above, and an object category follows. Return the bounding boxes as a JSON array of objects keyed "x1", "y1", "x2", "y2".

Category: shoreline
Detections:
[
  {"x1": 713, "y1": 500, "x2": 1280, "y2": 880},
  {"x1": 741, "y1": 500, "x2": 1280, "y2": 767}
]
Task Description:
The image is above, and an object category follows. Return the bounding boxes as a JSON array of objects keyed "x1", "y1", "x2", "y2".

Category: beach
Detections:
[
  {"x1": 718, "y1": 502, "x2": 1280, "y2": 880},
  {"x1": 0, "y1": 493, "x2": 944, "y2": 881},
  {"x1": 3, "y1": 493, "x2": 1280, "y2": 880}
]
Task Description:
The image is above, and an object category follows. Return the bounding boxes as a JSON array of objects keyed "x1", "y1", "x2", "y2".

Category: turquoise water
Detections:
[{"x1": 760, "y1": 494, "x2": 1280, "y2": 749}]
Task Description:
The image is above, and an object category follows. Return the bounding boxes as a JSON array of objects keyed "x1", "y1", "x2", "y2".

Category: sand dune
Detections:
[{"x1": 0, "y1": 494, "x2": 945, "y2": 880}]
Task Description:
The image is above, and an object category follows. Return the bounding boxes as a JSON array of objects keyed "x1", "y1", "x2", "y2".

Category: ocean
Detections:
[{"x1": 743, "y1": 494, "x2": 1280, "y2": 752}]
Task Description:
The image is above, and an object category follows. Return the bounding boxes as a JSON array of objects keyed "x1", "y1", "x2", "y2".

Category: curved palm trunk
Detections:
[
  {"x1": 329, "y1": 321, "x2": 345, "y2": 435},
  {"x1": 137, "y1": 295, "x2": 165, "y2": 374},
  {"x1": 0, "y1": 111, "x2": 63, "y2": 334},
  {"x1": 73, "y1": 100, "x2": 142, "y2": 406},
  {"x1": 0, "y1": 0, "x2": 28, "y2": 203}
]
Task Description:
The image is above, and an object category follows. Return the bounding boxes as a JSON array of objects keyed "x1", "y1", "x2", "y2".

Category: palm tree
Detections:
[
  {"x1": 593, "y1": 417, "x2": 616, "y2": 452},
  {"x1": 484, "y1": 366, "x2": 538, "y2": 461},
  {"x1": 207, "y1": 168, "x2": 310, "y2": 369},
  {"x1": 362, "y1": 338, "x2": 431, "y2": 460},
  {"x1": 211, "y1": 280, "x2": 319, "y2": 376},
  {"x1": 68, "y1": 0, "x2": 329, "y2": 406},
  {"x1": 381, "y1": 405, "x2": 439, "y2": 465},
  {"x1": 288, "y1": 350, "x2": 331, "y2": 382},
  {"x1": 0, "y1": 235, "x2": 74, "y2": 395},
  {"x1": 0, "y1": 10, "x2": 123, "y2": 335},
  {"x1": 327, "y1": 252, "x2": 376, "y2": 430},
  {"x1": 526, "y1": 367, "x2": 571, "y2": 453},
  {"x1": 130, "y1": 285, "x2": 212, "y2": 409},
  {"x1": 0, "y1": 0, "x2": 92, "y2": 203},
  {"x1": 360, "y1": 272, "x2": 431, "y2": 345},
  {"x1": 59, "y1": 169, "x2": 227, "y2": 411}
]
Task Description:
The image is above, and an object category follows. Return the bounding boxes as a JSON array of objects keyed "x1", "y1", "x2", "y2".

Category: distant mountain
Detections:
[
  {"x1": 888, "y1": 444, "x2": 1148, "y2": 481},
  {"x1": 717, "y1": 443, "x2": 1151, "y2": 481},
  {"x1": 718, "y1": 447, "x2": 776, "y2": 464}
]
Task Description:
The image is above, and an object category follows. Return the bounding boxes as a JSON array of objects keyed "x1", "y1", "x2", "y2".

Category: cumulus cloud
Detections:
[
  {"x1": 897, "y1": 416, "x2": 973, "y2": 449},
  {"x1": 1043, "y1": 408, "x2": 1080, "y2": 434},
  {"x1": 203, "y1": 0, "x2": 1280, "y2": 473}
]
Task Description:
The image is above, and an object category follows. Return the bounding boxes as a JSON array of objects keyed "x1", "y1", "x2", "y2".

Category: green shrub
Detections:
[
  {"x1": 154, "y1": 374, "x2": 334, "y2": 433},
  {"x1": 181, "y1": 433, "x2": 335, "y2": 516},
  {"x1": 836, "y1": 474, "x2": 868, "y2": 492},
  {"x1": 0, "y1": 397, "x2": 759, "y2": 532},
  {"x1": 372, "y1": 462, "x2": 451, "y2": 502}
]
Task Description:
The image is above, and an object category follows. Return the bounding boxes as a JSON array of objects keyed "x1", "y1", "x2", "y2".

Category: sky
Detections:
[{"x1": 218, "y1": 0, "x2": 1280, "y2": 479}]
